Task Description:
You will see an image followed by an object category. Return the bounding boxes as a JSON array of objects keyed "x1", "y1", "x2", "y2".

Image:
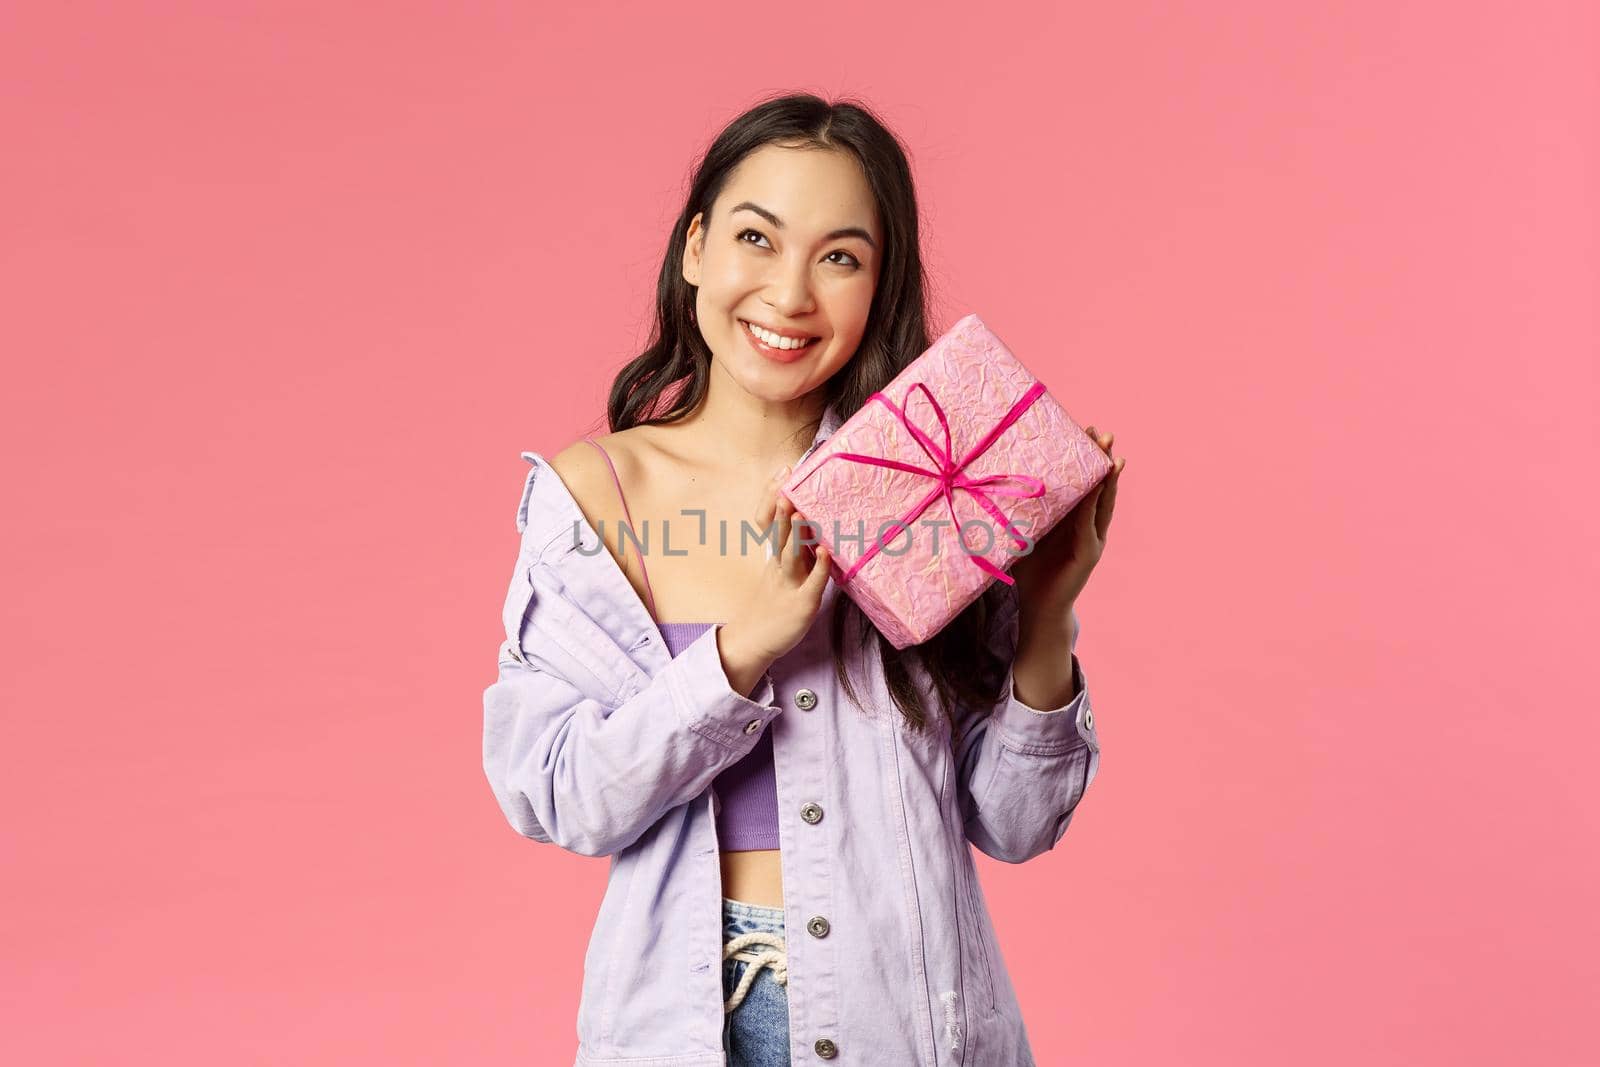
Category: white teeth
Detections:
[{"x1": 745, "y1": 321, "x2": 815, "y2": 350}]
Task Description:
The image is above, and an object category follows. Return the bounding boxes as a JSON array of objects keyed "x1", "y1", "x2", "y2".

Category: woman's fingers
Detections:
[
  {"x1": 789, "y1": 508, "x2": 818, "y2": 576},
  {"x1": 759, "y1": 465, "x2": 791, "y2": 562},
  {"x1": 1077, "y1": 481, "x2": 1106, "y2": 534},
  {"x1": 805, "y1": 541, "x2": 832, "y2": 594},
  {"x1": 773, "y1": 494, "x2": 793, "y2": 564},
  {"x1": 760, "y1": 466, "x2": 789, "y2": 525},
  {"x1": 1084, "y1": 424, "x2": 1119, "y2": 542},
  {"x1": 1095, "y1": 456, "x2": 1123, "y2": 543},
  {"x1": 784, "y1": 503, "x2": 811, "y2": 576}
]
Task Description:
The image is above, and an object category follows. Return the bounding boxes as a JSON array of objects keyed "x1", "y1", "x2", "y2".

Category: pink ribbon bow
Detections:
[{"x1": 789, "y1": 380, "x2": 1048, "y2": 585}]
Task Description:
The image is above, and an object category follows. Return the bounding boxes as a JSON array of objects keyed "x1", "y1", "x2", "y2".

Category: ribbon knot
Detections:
[{"x1": 789, "y1": 380, "x2": 1049, "y2": 585}]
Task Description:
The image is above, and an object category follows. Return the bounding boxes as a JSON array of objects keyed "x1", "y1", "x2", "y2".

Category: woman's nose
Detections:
[{"x1": 766, "y1": 259, "x2": 817, "y2": 317}]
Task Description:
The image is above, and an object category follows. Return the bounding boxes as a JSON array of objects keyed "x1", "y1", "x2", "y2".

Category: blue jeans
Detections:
[{"x1": 721, "y1": 897, "x2": 790, "y2": 1066}]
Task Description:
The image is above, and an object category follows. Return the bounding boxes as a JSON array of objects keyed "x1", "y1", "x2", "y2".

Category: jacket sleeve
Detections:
[
  {"x1": 952, "y1": 581, "x2": 1101, "y2": 864},
  {"x1": 483, "y1": 616, "x2": 783, "y2": 857}
]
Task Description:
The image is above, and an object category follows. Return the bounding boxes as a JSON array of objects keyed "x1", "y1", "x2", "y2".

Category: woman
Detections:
[{"x1": 483, "y1": 92, "x2": 1123, "y2": 1067}]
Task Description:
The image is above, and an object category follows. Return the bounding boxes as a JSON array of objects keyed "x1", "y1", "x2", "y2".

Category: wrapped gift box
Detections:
[{"x1": 780, "y1": 313, "x2": 1112, "y2": 649}]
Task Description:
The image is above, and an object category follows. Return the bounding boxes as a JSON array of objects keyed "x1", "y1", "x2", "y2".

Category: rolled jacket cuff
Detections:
[
  {"x1": 992, "y1": 652, "x2": 1097, "y2": 756},
  {"x1": 667, "y1": 623, "x2": 782, "y2": 748}
]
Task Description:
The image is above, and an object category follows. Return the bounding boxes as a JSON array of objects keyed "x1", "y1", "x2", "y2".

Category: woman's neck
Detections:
[{"x1": 669, "y1": 379, "x2": 825, "y2": 471}]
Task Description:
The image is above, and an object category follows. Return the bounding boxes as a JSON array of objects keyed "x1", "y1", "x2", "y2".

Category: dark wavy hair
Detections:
[{"x1": 600, "y1": 91, "x2": 1009, "y2": 736}]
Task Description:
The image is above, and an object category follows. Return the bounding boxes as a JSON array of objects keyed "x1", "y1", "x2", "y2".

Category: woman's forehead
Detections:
[{"x1": 718, "y1": 148, "x2": 878, "y2": 236}]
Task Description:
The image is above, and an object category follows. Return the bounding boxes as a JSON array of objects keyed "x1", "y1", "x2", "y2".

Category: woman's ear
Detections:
[{"x1": 681, "y1": 212, "x2": 704, "y2": 286}]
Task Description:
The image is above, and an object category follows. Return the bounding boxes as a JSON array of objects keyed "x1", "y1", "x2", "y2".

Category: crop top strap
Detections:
[{"x1": 581, "y1": 437, "x2": 659, "y2": 622}]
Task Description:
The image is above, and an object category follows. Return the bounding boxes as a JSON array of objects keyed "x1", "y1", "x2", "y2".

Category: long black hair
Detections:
[{"x1": 602, "y1": 91, "x2": 1008, "y2": 736}]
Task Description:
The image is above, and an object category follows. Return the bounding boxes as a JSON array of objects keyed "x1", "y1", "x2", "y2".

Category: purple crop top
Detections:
[
  {"x1": 583, "y1": 439, "x2": 779, "y2": 853},
  {"x1": 657, "y1": 622, "x2": 779, "y2": 851}
]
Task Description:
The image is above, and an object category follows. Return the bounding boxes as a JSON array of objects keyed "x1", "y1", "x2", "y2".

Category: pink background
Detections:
[{"x1": 3, "y1": 2, "x2": 1595, "y2": 1064}]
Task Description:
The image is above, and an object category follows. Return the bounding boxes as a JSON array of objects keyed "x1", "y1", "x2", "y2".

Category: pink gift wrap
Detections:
[{"x1": 780, "y1": 313, "x2": 1113, "y2": 649}]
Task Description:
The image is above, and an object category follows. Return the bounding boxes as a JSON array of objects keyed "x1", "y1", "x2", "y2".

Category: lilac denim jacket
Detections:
[{"x1": 481, "y1": 402, "x2": 1101, "y2": 1066}]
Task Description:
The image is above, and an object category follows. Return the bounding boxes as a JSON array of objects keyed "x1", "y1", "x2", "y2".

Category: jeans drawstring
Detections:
[{"x1": 722, "y1": 930, "x2": 788, "y2": 1013}]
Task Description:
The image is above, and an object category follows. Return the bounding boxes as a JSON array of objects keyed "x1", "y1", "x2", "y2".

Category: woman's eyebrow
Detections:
[{"x1": 730, "y1": 201, "x2": 877, "y2": 250}]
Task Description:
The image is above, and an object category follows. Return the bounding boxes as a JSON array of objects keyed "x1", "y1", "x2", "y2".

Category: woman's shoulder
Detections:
[
  {"x1": 548, "y1": 427, "x2": 647, "y2": 487},
  {"x1": 545, "y1": 427, "x2": 663, "y2": 534}
]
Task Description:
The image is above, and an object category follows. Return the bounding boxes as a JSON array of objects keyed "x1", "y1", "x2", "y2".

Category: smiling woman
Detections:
[
  {"x1": 484, "y1": 91, "x2": 1108, "y2": 1067},
  {"x1": 679, "y1": 143, "x2": 882, "y2": 392}
]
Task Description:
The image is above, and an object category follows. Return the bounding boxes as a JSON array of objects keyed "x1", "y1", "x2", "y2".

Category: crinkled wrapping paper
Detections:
[{"x1": 780, "y1": 313, "x2": 1113, "y2": 649}]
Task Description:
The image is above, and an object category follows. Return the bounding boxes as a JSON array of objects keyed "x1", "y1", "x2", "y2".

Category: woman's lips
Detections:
[{"x1": 741, "y1": 319, "x2": 820, "y2": 363}]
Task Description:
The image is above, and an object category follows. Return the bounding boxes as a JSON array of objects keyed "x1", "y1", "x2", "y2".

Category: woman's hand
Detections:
[
  {"x1": 1009, "y1": 426, "x2": 1124, "y2": 634},
  {"x1": 719, "y1": 466, "x2": 833, "y2": 688}
]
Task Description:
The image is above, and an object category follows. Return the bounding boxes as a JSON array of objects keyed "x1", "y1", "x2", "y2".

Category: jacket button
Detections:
[
  {"x1": 743, "y1": 718, "x2": 762, "y2": 734},
  {"x1": 813, "y1": 1037, "x2": 838, "y2": 1058},
  {"x1": 800, "y1": 802, "x2": 823, "y2": 824},
  {"x1": 806, "y1": 915, "x2": 830, "y2": 938},
  {"x1": 1085, "y1": 707, "x2": 1094, "y2": 729},
  {"x1": 794, "y1": 688, "x2": 818, "y2": 710}
]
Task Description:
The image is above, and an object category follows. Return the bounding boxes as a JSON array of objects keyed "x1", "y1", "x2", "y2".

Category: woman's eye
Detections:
[{"x1": 737, "y1": 228, "x2": 860, "y2": 270}]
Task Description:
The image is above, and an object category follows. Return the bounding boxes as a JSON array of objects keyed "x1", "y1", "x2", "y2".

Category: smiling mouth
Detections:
[{"x1": 740, "y1": 319, "x2": 822, "y2": 357}]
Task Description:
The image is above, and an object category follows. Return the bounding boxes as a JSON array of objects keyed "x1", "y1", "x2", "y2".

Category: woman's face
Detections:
[{"x1": 682, "y1": 143, "x2": 881, "y2": 404}]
